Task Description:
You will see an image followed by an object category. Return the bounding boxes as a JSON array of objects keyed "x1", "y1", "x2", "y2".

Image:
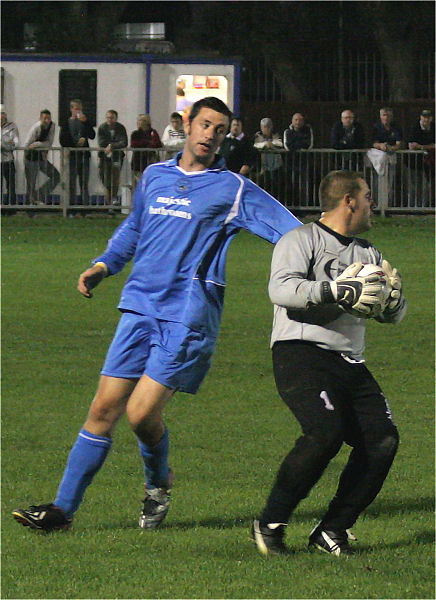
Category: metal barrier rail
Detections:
[
  {"x1": 1, "y1": 146, "x2": 434, "y2": 216},
  {"x1": 248, "y1": 148, "x2": 435, "y2": 216}
]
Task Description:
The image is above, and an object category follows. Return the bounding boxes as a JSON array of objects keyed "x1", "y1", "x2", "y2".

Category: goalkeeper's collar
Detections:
[{"x1": 315, "y1": 221, "x2": 371, "y2": 248}]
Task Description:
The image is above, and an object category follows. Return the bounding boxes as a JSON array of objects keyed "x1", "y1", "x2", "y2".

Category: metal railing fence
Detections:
[
  {"x1": 1, "y1": 146, "x2": 434, "y2": 216},
  {"x1": 251, "y1": 149, "x2": 435, "y2": 216}
]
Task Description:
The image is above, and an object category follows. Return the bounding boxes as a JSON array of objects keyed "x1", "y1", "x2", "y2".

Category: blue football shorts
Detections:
[{"x1": 101, "y1": 311, "x2": 217, "y2": 394}]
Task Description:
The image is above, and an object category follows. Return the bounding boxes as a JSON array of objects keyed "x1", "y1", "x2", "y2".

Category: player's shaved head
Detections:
[{"x1": 319, "y1": 170, "x2": 365, "y2": 212}]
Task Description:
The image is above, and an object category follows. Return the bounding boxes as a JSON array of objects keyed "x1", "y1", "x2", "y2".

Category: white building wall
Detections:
[{"x1": 2, "y1": 61, "x2": 147, "y2": 145}]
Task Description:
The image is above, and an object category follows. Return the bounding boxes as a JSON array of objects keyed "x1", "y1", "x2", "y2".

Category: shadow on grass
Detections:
[{"x1": 96, "y1": 495, "x2": 434, "y2": 533}]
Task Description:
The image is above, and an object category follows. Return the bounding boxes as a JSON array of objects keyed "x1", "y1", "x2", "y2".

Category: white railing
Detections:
[{"x1": 1, "y1": 147, "x2": 434, "y2": 216}]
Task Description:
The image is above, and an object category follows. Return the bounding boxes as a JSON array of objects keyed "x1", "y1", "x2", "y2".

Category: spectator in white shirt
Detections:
[{"x1": 161, "y1": 112, "x2": 187, "y2": 158}]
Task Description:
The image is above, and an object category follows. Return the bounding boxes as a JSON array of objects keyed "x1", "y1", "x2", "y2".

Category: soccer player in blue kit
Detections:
[{"x1": 13, "y1": 97, "x2": 302, "y2": 532}]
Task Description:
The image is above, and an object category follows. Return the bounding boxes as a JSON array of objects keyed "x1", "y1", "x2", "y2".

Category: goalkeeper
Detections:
[{"x1": 252, "y1": 170, "x2": 407, "y2": 557}]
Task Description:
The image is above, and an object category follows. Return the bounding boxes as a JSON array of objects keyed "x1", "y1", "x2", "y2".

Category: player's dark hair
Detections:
[
  {"x1": 189, "y1": 97, "x2": 233, "y2": 125},
  {"x1": 170, "y1": 111, "x2": 182, "y2": 120},
  {"x1": 40, "y1": 109, "x2": 51, "y2": 117},
  {"x1": 319, "y1": 170, "x2": 365, "y2": 212},
  {"x1": 107, "y1": 109, "x2": 118, "y2": 118}
]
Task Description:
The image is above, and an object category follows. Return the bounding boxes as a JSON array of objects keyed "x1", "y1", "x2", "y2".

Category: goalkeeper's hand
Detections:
[
  {"x1": 78, "y1": 262, "x2": 108, "y2": 298},
  {"x1": 381, "y1": 259, "x2": 402, "y2": 311},
  {"x1": 321, "y1": 262, "x2": 385, "y2": 317}
]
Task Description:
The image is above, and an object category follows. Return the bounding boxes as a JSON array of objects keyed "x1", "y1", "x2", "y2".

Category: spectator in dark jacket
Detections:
[
  {"x1": 283, "y1": 113, "x2": 313, "y2": 206},
  {"x1": 97, "y1": 110, "x2": 128, "y2": 206},
  {"x1": 407, "y1": 109, "x2": 435, "y2": 207},
  {"x1": 330, "y1": 109, "x2": 365, "y2": 170},
  {"x1": 59, "y1": 99, "x2": 95, "y2": 205},
  {"x1": 283, "y1": 113, "x2": 313, "y2": 151},
  {"x1": 330, "y1": 110, "x2": 365, "y2": 150},
  {"x1": 408, "y1": 109, "x2": 435, "y2": 152},
  {"x1": 218, "y1": 117, "x2": 257, "y2": 176},
  {"x1": 372, "y1": 107, "x2": 403, "y2": 151}
]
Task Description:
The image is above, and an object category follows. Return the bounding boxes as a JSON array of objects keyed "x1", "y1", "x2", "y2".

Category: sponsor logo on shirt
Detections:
[
  {"x1": 156, "y1": 196, "x2": 191, "y2": 206},
  {"x1": 149, "y1": 206, "x2": 192, "y2": 220}
]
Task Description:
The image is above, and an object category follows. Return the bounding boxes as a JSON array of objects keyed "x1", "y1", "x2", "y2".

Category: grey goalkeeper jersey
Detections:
[{"x1": 269, "y1": 221, "x2": 407, "y2": 360}]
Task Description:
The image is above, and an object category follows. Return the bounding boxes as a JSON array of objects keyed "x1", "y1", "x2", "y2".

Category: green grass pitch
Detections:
[{"x1": 2, "y1": 214, "x2": 434, "y2": 599}]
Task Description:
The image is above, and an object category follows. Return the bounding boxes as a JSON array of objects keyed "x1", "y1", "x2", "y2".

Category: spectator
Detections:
[
  {"x1": 97, "y1": 110, "x2": 128, "y2": 206},
  {"x1": 59, "y1": 99, "x2": 96, "y2": 206},
  {"x1": 330, "y1": 110, "x2": 365, "y2": 150},
  {"x1": 372, "y1": 107, "x2": 403, "y2": 152},
  {"x1": 367, "y1": 108, "x2": 403, "y2": 205},
  {"x1": 218, "y1": 117, "x2": 257, "y2": 176},
  {"x1": 407, "y1": 109, "x2": 435, "y2": 206},
  {"x1": 1, "y1": 105, "x2": 19, "y2": 205},
  {"x1": 254, "y1": 118, "x2": 283, "y2": 197},
  {"x1": 408, "y1": 108, "x2": 435, "y2": 152},
  {"x1": 283, "y1": 113, "x2": 313, "y2": 151},
  {"x1": 176, "y1": 88, "x2": 193, "y2": 112},
  {"x1": 283, "y1": 113, "x2": 313, "y2": 206},
  {"x1": 161, "y1": 112, "x2": 186, "y2": 159},
  {"x1": 24, "y1": 109, "x2": 60, "y2": 205},
  {"x1": 330, "y1": 109, "x2": 365, "y2": 171},
  {"x1": 130, "y1": 114, "x2": 163, "y2": 189}
]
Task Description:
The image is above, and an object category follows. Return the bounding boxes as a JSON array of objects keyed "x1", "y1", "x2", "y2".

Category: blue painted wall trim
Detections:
[
  {"x1": 2, "y1": 53, "x2": 241, "y2": 66},
  {"x1": 145, "y1": 60, "x2": 152, "y2": 114}
]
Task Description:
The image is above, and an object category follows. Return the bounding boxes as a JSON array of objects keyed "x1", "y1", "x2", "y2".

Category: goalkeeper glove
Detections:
[
  {"x1": 381, "y1": 259, "x2": 402, "y2": 311},
  {"x1": 321, "y1": 262, "x2": 385, "y2": 316}
]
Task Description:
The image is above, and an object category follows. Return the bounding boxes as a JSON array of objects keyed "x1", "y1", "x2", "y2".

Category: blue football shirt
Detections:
[{"x1": 94, "y1": 154, "x2": 302, "y2": 336}]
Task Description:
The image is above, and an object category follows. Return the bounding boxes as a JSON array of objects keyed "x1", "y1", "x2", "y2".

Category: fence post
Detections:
[
  {"x1": 377, "y1": 172, "x2": 389, "y2": 218},
  {"x1": 61, "y1": 148, "x2": 69, "y2": 217}
]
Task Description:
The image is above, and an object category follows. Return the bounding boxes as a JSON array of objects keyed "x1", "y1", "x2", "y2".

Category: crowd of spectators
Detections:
[{"x1": 1, "y1": 101, "x2": 434, "y2": 208}]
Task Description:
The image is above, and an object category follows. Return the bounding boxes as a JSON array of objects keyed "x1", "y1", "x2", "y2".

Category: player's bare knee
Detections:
[
  {"x1": 126, "y1": 404, "x2": 162, "y2": 433},
  {"x1": 129, "y1": 413, "x2": 164, "y2": 445}
]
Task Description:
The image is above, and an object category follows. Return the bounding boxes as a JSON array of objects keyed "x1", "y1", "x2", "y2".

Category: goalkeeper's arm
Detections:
[{"x1": 77, "y1": 262, "x2": 108, "y2": 298}]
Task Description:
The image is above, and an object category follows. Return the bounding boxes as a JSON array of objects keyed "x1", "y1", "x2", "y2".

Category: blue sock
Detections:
[
  {"x1": 54, "y1": 428, "x2": 112, "y2": 518},
  {"x1": 137, "y1": 428, "x2": 169, "y2": 489}
]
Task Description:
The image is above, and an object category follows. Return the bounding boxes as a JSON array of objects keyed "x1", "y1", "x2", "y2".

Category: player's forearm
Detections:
[
  {"x1": 93, "y1": 213, "x2": 139, "y2": 275},
  {"x1": 269, "y1": 274, "x2": 324, "y2": 309}
]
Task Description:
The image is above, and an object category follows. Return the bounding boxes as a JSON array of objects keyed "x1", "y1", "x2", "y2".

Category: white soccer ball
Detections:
[{"x1": 349, "y1": 263, "x2": 392, "y2": 318}]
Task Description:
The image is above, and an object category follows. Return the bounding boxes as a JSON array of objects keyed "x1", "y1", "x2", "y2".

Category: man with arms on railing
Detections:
[
  {"x1": 130, "y1": 114, "x2": 162, "y2": 191},
  {"x1": 24, "y1": 109, "x2": 60, "y2": 205},
  {"x1": 283, "y1": 113, "x2": 314, "y2": 152},
  {"x1": 407, "y1": 109, "x2": 435, "y2": 207},
  {"x1": 367, "y1": 107, "x2": 403, "y2": 207},
  {"x1": 218, "y1": 116, "x2": 257, "y2": 177},
  {"x1": 283, "y1": 113, "x2": 314, "y2": 207},
  {"x1": 330, "y1": 109, "x2": 365, "y2": 170},
  {"x1": 59, "y1": 99, "x2": 96, "y2": 206},
  {"x1": 254, "y1": 117, "x2": 283, "y2": 197}
]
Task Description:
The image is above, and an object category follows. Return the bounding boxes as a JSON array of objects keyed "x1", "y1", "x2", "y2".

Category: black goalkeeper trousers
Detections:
[{"x1": 260, "y1": 341, "x2": 399, "y2": 531}]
